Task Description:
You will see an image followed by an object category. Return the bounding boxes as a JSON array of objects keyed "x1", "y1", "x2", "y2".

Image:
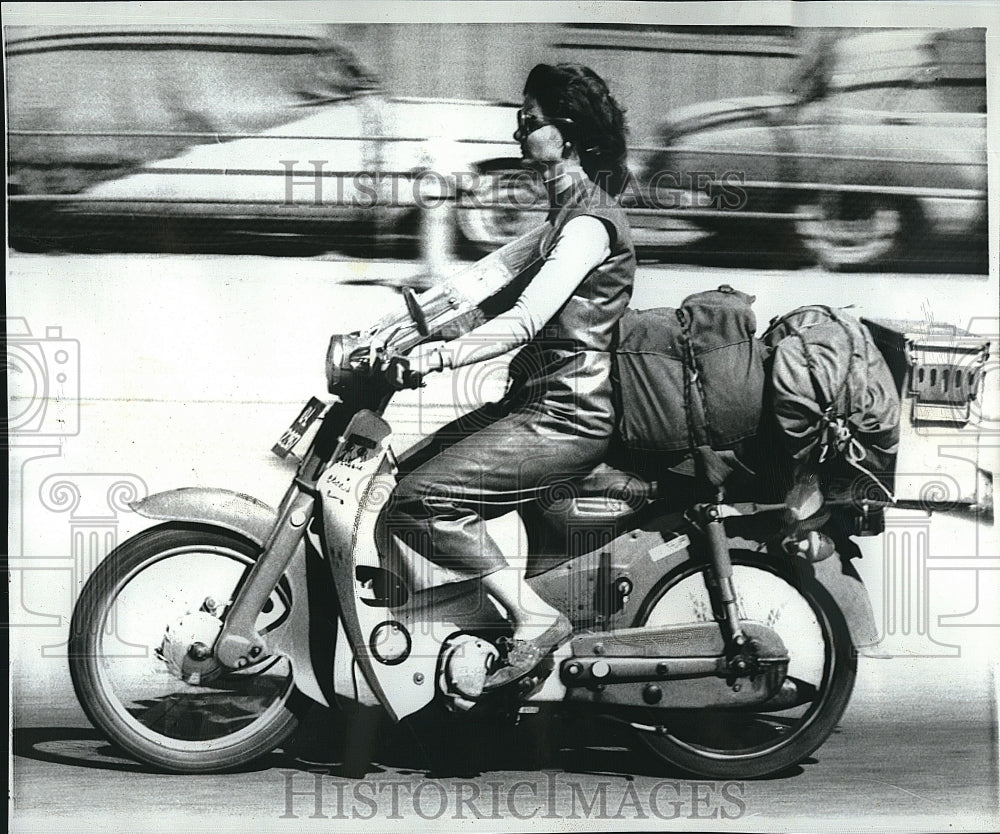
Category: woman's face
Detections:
[{"x1": 514, "y1": 94, "x2": 566, "y2": 169}]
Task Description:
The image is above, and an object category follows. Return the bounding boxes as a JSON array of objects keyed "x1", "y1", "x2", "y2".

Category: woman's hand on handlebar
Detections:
[{"x1": 382, "y1": 344, "x2": 450, "y2": 390}]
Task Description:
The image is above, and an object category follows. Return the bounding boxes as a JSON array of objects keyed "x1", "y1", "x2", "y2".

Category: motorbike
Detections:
[
  {"x1": 66, "y1": 297, "x2": 896, "y2": 779},
  {"x1": 79, "y1": 224, "x2": 982, "y2": 777}
]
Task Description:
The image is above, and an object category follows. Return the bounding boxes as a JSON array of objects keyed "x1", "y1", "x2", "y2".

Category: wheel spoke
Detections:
[{"x1": 82, "y1": 531, "x2": 297, "y2": 755}]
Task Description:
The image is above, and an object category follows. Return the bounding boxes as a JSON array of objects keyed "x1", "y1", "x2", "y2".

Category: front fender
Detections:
[
  {"x1": 130, "y1": 487, "x2": 278, "y2": 545},
  {"x1": 130, "y1": 487, "x2": 331, "y2": 708}
]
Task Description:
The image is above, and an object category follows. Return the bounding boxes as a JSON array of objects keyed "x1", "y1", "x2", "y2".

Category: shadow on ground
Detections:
[{"x1": 13, "y1": 704, "x2": 816, "y2": 781}]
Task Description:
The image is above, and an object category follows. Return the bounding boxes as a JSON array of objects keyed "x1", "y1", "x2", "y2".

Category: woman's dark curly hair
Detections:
[{"x1": 524, "y1": 63, "x2": 630, "y2": 196}]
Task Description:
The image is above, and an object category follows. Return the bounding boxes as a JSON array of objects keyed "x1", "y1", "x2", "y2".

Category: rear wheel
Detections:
[
  {"x1": 68, "y1": 523, "x2": 302, "y2": 773},
  {"x1": 632, "y1": 552, "x2": 856, "y2": 778}
]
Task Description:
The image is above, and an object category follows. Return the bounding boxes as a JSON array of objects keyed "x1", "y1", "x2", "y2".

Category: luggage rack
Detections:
[
  {"x1": 907, "y1": 337, "x2": 989, "y2": 424},
  {"x1": 861, "y1": 317, "x2": 992, "y2": 512}
]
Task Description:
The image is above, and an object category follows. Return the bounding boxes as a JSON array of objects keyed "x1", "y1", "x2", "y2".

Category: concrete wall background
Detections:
[{"x1": 330, "y1": 24, "x2": 803, "y2": 142}]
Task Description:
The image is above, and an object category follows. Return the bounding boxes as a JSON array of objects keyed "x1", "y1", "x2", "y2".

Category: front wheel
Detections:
[
  {"x1": 68, "y1": 523, "x2": 302, "y2": 773},
  {"x1": 631, "y1": 552, "x2": 857, "y2": 779}
]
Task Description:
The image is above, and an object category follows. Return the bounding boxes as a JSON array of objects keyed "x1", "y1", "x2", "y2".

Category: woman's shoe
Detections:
[{"x1": 483, "y1": 614, "x2": 573, "y2": 691}]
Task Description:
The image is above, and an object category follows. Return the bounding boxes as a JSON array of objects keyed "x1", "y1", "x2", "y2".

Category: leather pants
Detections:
[{"x1": 379, "y1": 400, "x2": 610, "y2": 579}]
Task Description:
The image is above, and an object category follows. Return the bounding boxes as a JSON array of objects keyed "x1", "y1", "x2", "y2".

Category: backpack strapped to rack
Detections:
[{"x1": 613, "y1": 285, "x2": 766, "y2": 487}]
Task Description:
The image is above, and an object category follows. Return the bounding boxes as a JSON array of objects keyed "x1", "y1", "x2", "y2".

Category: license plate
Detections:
[{"x1": 272, "y1": 397, "x2": 326, "y2": 459}]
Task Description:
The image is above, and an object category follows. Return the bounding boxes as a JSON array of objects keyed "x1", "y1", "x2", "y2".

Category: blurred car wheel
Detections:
[
  {"x1": 793, "y1": 194, "x2": 912, "y2": 271},
  {"x1": 456, "y1": 165, "x2": 546, "y2": 254}
]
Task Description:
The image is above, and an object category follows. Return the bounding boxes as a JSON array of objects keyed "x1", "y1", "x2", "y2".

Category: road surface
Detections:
[{"x1": 9, "y1": 656, "x2": 999, "y2": 832}]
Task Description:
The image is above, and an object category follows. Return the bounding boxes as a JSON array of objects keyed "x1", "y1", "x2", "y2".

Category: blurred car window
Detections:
[
  {"x1": 6, "y1": 26, "x2": 378, "y2": 194},
  {"x1": 795, "y1": 28, "x2": 986, "y2": 114}
]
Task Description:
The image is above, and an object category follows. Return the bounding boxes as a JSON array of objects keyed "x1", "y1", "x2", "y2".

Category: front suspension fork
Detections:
[{"x1": 214, "y1": 482, "x2": 314, "y2": 669}]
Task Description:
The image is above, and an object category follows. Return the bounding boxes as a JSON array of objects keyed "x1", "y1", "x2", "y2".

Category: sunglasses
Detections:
[{"x1": 515, "y1": 108, "x2": 574, "y2": 139}]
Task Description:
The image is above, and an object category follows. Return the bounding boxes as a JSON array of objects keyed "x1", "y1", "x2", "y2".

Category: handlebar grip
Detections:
[
  {"x1": 400, "y1": 368, "x2": 424, "y2": 389},
  {"x1": 383, "y1": 357, "x2": 424, "y2": 390}
]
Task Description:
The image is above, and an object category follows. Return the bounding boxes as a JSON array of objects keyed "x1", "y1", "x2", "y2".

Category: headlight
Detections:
[
  {"x1": 325, "y1": 334, "x2": 346, "y2": 392},
  {"x1": 327, "y1": 332, "x2": 368, "y2": 393}
]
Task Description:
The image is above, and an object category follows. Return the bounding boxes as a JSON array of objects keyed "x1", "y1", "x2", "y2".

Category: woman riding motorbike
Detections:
[{"x1": 378, "y1": 63, "x2": 635, "y2": 690}]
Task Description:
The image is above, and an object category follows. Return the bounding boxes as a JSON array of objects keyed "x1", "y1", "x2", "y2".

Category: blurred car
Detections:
[
  {"x1": 5, "y1": 25, "x2": 524, "y2": 256},
  {"x1": 637, "y1": 28, "x2": 988, "y2": 270}
]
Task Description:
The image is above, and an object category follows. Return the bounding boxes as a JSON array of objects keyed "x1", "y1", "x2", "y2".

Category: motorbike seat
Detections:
[
  {"x1": 569, "y1": 461, "x2": 655, "y2": 501},
  {"x1": 536, "y1": 461, "x2": 655, "y2": 520}
]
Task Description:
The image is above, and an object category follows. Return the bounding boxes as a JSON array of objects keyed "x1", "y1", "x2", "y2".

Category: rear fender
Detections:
[
  {"x1": 727, "y1": 534, "x2": 878, "y2": 649},
  {"x1": 811, "y1": 550, "x2": 880, "y2": 648},
  {"x1": 130, "y1": 487, "x2": 331, "y2": 707},
  {"x1": 616, "y1": 526, "x2": 879, "y2": 651}
]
